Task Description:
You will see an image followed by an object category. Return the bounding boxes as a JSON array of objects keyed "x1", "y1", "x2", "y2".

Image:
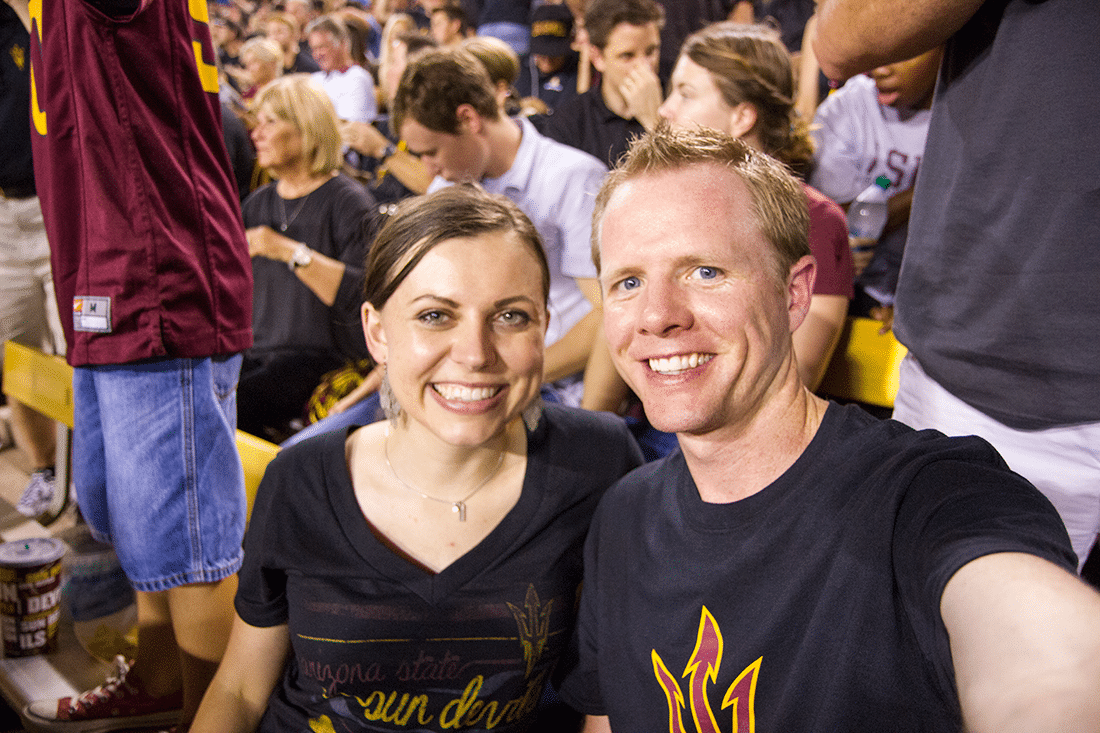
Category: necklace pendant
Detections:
[{"x1": 453, "y1": 501, "x2": 467, "y2": 521}]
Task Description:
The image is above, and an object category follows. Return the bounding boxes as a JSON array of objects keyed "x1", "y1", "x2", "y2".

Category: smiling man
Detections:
[{"x1": 557, "y1": 126, "x2": 1100, "y2": 733}]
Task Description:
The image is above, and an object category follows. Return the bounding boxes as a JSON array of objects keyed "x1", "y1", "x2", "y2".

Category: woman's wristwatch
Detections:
[{"x1": 288, "y1": 243, "x2": 313, "y2": 271}]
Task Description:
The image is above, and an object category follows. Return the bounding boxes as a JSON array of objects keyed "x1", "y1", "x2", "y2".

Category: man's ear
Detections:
[
  {"x1": 455, "y1": 103, "x2": 482, "y2": 134},
  {"x1": 728, "y1": 102, "x2": 759, "y2": 140},
  {"x1": 786, "y1": 254, "x2": 817, "y2": 333},
  {"x1": 588, "y1": 43, "x2": 606, "y2": 74},
  {"x1": 362, "y1": 301, "x2": 388, "y2": 365}
]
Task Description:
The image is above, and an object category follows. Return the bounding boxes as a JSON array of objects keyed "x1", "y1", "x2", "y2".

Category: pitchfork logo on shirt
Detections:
[{"x1": 651, "y1": 606, "x2": 762, "y2": 733}]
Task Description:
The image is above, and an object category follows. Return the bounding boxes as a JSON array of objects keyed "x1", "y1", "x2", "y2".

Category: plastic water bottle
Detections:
[{"x1": 847, "y1": 175, "x2": 891, "y2": 252}]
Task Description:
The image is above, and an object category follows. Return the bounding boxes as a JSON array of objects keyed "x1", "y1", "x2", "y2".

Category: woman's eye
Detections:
[
  {"x1": 417, "y1": 310, "x2": 449, "y2": 326},
  {"x1": 497, "y1": 310, "x2": 532, "y2": 327}
]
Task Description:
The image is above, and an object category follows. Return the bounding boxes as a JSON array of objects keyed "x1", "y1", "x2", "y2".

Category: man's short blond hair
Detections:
[{"x1": 592, "y1": 124, "x2": 810, "y2": 284}]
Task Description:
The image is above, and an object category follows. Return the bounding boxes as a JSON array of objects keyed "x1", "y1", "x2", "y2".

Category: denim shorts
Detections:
[{"x1": 72, "y1": 355, "x2": 246, "y2": 591}]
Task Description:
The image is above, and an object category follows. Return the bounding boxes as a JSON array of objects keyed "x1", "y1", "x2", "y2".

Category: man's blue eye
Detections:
[
  {"x1": 697, "y1": 266, "x2": 718, "y2": 279},
  {"x1": 621, "y1": 276, "x2": 641, "y2": 291}
]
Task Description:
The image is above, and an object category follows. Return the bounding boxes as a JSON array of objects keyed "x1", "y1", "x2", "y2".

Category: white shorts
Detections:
[
  {"x1": 893, "y1": 354, "x2": 1100, "y2": 570},
  {"x1": 0, "y1": 195, "x2": 64, "y2": 360}
]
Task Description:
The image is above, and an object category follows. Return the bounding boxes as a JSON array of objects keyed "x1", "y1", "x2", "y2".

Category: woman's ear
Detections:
[
  {"x1": 728, "y1": 102, "x2": 759, "y2": 140},
  {"x1": 363, "y1": 302, "x2": 388, "y2": 365}
]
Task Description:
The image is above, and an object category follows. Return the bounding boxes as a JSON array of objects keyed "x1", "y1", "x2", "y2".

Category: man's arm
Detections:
[
  {"x1": 4, "y1": 0, "x2": 29, "y2": 31},
  {"x1": 814, "y1": 0, "x2": 982, "y2": 81},
  {"x1": 340, "y1": 121, "x2": 431, "y2": 194},
  {"x1": 544, "y1": 277, "x2": 601, "y2": 383},
  {"x1": 793, "y1": 294, "x2": 848, "y2": 391},
  {"x1": 941, "y1": 552, "x2": 1100, "y2": 733},
  {"x1": 582, "y1": 715, "x2": 612, "y2": 733}
]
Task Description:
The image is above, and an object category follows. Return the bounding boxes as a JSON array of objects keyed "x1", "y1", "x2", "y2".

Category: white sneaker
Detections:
[{"x1": 17, "y1": 467, "x2": 55, "y2": 517}]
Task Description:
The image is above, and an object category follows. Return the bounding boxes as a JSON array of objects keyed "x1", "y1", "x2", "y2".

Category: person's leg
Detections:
[
  {"x1": 119, "y1": 356, "x2": 245, "y2": 727},
  {"x1": 25, "y1": 357, "x2": 246, "y2": 730},
  {"x1": 130, "y1": 590, "x2": 183, "y2": 698},
  {"x1": 2, "y1": 197, "x2": 67, "y2": 516},
  {"x1": 127, "y1": 576, "x2": 238, "y2": 729},
  {"x1": 894, "y1": 355, "x2": 1100, "y2": 569},
  {"x1": 166, "y1": 575, "x2": 238, "y2": 729},
  {"x1": 7, "y1": 398, "x2": 55, "y2": 467}
]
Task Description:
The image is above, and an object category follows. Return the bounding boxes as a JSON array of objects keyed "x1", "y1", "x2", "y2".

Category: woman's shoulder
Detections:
[
  {"x1": 261, "y1": 427, "x2": 350, "y2": 495},
  {"x1": 241, "y1": 181, "x2": 278, "y2": 219},
  {"x1": 320, "y1": 172, "x2": 378, "y2": 210}
]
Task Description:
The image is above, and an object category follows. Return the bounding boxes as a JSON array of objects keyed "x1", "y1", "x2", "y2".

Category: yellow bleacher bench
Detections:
[
  {"x1": 817, "y1": 317, "x2": 908, "y2": 410},
  {"x1": 2, "y1": 341, "x2": 278, "y2": 515}
]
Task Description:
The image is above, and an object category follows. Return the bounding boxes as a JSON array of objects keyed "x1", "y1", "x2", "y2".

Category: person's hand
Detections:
[
  {"x1": 340, "y1": 120, "x2": 389, "y2": 158},
  {"x1": 246, "y1": 225, "x2": 294, "y2": 262},
  {"x1": 870, "y1": 304, "x2": 894, "y2": 334},
  {"x1": 619, "y1": 63, "x2": 663, "y2": 131},
  {"x1": 848, "y1": 237, "x2": 875, "y2": 277}
]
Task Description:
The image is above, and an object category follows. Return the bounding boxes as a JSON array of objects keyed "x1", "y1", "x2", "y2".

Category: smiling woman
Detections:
[{"x1": 191, "y1": 186, "x2": 644, "y2": 733}]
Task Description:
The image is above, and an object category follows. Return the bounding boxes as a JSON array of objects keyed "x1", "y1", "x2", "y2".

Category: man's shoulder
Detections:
[
  {"x1": 547, "y1": 86, "x2": 602, "y2": 119},
  {"x1": 542, "y1": 86, "x2": 605, "y2": 136},
  {"x1": 345, "y1": 64, "x2": 372, "y2": 82},
  {"x1": 529, "y1": 127, "x2": 608, "y2": 173},
  {"x1": 812, "y1": 403, "x2": 1020, "y2": 490}
]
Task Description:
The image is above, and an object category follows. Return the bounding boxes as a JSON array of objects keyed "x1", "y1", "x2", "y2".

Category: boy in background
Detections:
[{"x1": 809, "y1": 47, "x2": 941, "y2": 321}]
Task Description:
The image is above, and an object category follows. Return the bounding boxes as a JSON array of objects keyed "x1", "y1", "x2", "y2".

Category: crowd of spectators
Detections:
[
  {"x1": 8, "y1": 0, "x2": 1098, "y2": 731},
  {"x1": 201, "y1": 1, "x2": 1100, "y2": 547},
  {"x1": 203, "y1": 0, "x2": 868, "y2": 444}
]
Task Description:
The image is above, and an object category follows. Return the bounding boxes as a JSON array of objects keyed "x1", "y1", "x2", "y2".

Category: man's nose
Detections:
[{"x1": 639, "y1": 280, "x2": 692, "y2": 336}]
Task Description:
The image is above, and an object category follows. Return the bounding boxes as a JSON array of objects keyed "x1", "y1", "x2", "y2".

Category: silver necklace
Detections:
[
  {"x1": 276, "y1": 189, "x2": 313, "y2": 232},
  {"x1": 383, "y1": 436, "x2": 505, "y2": 521}
]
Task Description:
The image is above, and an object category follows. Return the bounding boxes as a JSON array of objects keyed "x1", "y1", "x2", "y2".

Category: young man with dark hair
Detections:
[
  {"x1": 542, "y1": 0, "x2": 664, "y2": 167},
  {"x1": 393, "y1": 47, "x2": 608, "y2": 406},
  {"x1": 429, "y1": 1, "x2": 470, "y2": 46}
]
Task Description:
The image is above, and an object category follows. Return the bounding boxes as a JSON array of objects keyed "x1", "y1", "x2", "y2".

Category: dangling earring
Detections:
[
  {"x1": 521, "y1": 396, "x2": 543, "y2": 432},
  {"x1": 379, "y1": 369, "x2": 404, "y2": 423}
]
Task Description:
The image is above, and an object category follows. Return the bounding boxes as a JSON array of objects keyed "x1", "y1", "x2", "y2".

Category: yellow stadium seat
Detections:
[
  {"x1": 817, "y1": 317, "x2": 907, "y2": 409},
  {"x1": 3, "y1": 341, "x2": 278, "y2": 514}
]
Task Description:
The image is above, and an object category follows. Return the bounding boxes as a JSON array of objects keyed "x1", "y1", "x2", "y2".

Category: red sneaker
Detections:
[{"x1": 23, "y1": 655, "x2": 181, "y2": 732}]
